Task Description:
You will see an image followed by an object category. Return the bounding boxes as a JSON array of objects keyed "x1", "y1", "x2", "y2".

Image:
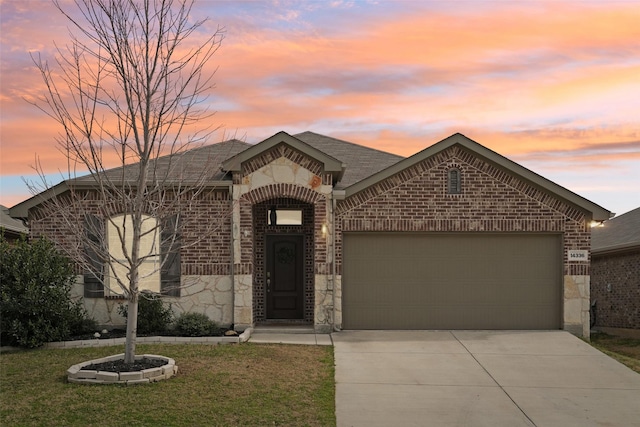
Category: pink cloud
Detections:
[{"x1": 2, "y1": 1, "x2": 639, "y2": 214}]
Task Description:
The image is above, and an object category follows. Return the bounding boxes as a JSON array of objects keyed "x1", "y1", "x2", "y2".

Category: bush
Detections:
[
  {"x1": 118, "y1": 291, "x2": 173, "y2": 335},
  {"x1": 0, "y1": 234, "x2": 95, "y2": 348},
  {"x1": 174, "y1": 312, "x2": 219, "y2": 337}
]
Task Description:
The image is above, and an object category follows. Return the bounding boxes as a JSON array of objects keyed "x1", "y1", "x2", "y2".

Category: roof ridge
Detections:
[{"x1": 294, "y1": 131, "x2": 405, "y2": 159}]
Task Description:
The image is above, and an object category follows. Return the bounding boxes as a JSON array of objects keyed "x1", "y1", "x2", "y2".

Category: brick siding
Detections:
[
  {"x1": 29, "y1": 189, "x2": 233, "y2": 278},
  {"x1": 591, "y1": 249, "x2": 640, "y2": 329},
  {"x1": 335, "y1": 145, "x2": 590, "y2": 275}
]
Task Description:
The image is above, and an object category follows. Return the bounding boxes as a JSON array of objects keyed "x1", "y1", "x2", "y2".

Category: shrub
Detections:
[
  {"x1": 174, "y1": 312, "x2": 219, "y2": 337},
  {"x1": 118, "y1": 291, "x2": 173, "y2": 335},
  {"x1": 0, "y1": 234, "x2": 95, "y2": 348}
]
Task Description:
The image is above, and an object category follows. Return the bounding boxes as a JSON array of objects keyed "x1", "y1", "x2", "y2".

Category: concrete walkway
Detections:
[
  {"x1": 333, "y1": 330, "x2": 640, "y2": 427},
  {"x1": 249, "y1": 331, "x2": 333, "y2": 346}
]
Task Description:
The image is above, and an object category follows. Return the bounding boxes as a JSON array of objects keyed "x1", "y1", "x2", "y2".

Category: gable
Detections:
[
  {"x1": 339, "y1": 133, "x2": 610, "y2": 221},
  {"x1": 240, "y1": 142, "x2": 325, "y2": 180},
  {"x1": 337, "y1": 144, "x2": 586, "y2": 224},
  {"x1": 222, "y1": 131, "x2": 344, "y2": 181},
  {"x1": 243, "y1": 153, "x2": 327, "y2": 192}
]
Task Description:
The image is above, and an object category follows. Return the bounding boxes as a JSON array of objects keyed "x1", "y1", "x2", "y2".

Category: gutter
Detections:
[{"x1": 592, "y1": 242, "x2": 640, "y2": 256}]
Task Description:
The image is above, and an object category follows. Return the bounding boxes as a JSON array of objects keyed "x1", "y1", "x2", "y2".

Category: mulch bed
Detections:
[{"x1": 81, "y1": 357, "x2": 167, "y2": 373}]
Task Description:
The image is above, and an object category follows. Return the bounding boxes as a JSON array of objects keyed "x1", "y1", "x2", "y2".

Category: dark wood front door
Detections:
[{"x1": 266, "y1": 235, "x2": 304, "y2": 319}]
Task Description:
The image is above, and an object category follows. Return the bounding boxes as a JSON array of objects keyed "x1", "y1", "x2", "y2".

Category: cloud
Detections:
[{"x1": 2, "y1": 1, "x2": 639, "y2": 213}]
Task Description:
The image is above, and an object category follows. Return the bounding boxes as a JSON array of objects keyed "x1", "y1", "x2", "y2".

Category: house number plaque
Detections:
[{"x1": 568, "y1": 250, "x2": 588, "y2": 262}]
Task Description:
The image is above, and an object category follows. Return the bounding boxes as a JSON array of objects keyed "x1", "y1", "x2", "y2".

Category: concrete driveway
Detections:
[{"x1": 333, "y1": 330, "x2": 640, "y2": 427}]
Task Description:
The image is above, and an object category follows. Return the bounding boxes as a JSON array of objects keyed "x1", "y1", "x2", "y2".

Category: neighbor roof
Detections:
[
  {"x1": 1, "y1": 205, "x2": 28, "y2": 234},
  {"x1": 592, "y1": 207, "x2": 640, "y2": 254}
]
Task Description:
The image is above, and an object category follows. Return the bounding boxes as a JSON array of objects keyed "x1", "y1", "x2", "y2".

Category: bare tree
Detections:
[{"x1": 28, "y1": 0, "x2": 225, "y2": 363}]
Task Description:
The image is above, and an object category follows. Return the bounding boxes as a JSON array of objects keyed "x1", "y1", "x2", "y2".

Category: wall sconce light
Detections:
[
  {"x1": 589, "y1": 220, "x2": 605, "y2": 228},
  {"x1": 321, "y1": 223, "x2": 328, "y2": 237}
]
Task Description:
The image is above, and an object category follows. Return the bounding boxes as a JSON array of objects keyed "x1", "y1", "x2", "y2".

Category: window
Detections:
[
  {"x1": 448, "y1": 168, "x2": 461, "y2": 194},
  {"x1": 83, "y1": 213, "x2": 181, "y2": 298},
  {"x1": 106, "y1": 214, "x2": 161, "y2": 294},
  {"x1": 268, "y1": 208, "x2": 303, "y2": 225}
]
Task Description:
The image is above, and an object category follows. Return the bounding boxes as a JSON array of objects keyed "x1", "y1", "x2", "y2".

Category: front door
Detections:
[{"x1": 266, "y1": 235, "x2": 304, "y2": 319}]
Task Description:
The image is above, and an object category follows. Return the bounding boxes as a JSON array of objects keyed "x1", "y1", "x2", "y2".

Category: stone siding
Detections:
[{"x1": 231, "y1": 146, "x2": 334, "y2": 330}]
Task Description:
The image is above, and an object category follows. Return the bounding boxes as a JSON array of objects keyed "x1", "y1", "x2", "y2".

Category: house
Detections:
[
  {"x1": 591, "y1": 207, "x2": 640, "y2": 335},
  {"x1": 9, "y1": 132, "x2": 610, "y2": 337},
  {"x1": 0, "y1": 205, "x2": 29, "y2": 241}
]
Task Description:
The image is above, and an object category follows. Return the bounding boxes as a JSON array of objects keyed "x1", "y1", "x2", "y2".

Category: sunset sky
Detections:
[{"x1": 1, "y1": 0, "x2": 639, "y2": 216}]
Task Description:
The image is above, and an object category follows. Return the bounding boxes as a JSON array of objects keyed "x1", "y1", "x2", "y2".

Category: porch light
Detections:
[
  {"x1": 589, "y1": 220, "x2": 604, "y2": 228},
  {"x1": 321, "y1": 223, "x2": 328, "y2": 237}
]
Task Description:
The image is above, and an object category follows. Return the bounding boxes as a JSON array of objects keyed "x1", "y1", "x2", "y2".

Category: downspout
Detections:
[{"x1": 229, "y1": 183, "x2": 235, "y2": 329}]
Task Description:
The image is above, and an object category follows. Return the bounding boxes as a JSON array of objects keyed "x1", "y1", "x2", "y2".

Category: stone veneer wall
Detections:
[
  {"x1": 591, "y1": 249, "x2": 640, "y2": 330},
  {"x1": 334, "y1": 145, "x2": 592, "y2": 336},
  {"x1": 231, "y1": 144, "x2": 334, "y2": 331}
]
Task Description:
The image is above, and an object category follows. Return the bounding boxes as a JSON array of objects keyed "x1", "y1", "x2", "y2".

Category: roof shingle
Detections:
[{"x1": 592, "y1": 207, "x2": 640, "y2": 253}]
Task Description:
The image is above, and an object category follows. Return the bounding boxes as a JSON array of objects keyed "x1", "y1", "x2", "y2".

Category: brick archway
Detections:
[
  {"x1": 242, "y1": 183, "x2": 325, "y2": 205},
  {"x1": 240, "y1": 184, "x2": 329, "y2": 324}
]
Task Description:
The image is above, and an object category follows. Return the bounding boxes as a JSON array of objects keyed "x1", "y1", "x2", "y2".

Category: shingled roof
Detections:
[
  {"x1": 1, "y1": 205, "x2": 28, "y2": 235},
  {"x1": 10, "y1": 132, "x2": 401, "y2": 216},
  {"x1": 592, "y1": 207, "x2": 640, "y2": 254},
  {"x1": 72, "y1": 138, "x2": 252, "y2": 184},
  {"x1": 10, "y1": 131, "x2": 611, "y2": 223},
  {"x1": 293, "y1": 131, "x2": 404, "y2": 189}
]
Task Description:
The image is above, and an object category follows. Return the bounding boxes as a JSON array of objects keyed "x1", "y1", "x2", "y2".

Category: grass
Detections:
[
  {"x1": 590, "y1": 333, "x2": 640, "y2": 374},
  {"x1": 1, "y1": 343, "x2": 336, "y2": 426}
]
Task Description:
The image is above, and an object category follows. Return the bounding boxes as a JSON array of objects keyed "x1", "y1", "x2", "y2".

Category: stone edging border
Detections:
[
  {"x1": 43, "y1": 327, "x2": 253, "y2": 350},
  {"x1": 67, "y1": 353, "x2": 177, "y2": 385}
]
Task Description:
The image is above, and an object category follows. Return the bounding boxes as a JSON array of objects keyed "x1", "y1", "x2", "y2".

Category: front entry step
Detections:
[{"x1": 253, "y1": 324, "x2": 315, "y2": 334}]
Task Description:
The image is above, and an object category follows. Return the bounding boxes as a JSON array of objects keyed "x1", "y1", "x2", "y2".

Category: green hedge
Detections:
[{"x1": 0, "y1": 234, "x2": 96, "y2": 348}]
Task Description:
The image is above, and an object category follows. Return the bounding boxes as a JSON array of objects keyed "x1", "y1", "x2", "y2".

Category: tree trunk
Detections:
[{"x1": 124, "y1": 295, "x2": 139, "y2": 364}]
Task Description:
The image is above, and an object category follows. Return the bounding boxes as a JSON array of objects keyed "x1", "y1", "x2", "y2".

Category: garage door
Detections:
[{"x1": 342, "y1": 233, "x2": 561, "y2": 330}]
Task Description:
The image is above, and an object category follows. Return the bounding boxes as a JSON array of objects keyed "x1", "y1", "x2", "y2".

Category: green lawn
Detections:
[
  {"x1": 1, "y1": 343, "x2": 336, "y2": 426},
  {"x1": 590, "y1": 333, "x2": 640, "y2": 374}
]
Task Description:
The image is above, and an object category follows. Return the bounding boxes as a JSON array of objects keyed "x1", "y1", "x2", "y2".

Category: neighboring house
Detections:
[
  {"x1": 0, "y1": 205, "x2": 29, "y2": 241},
  {"x1": 10, "y1": 132, "x2": 610, "y2": 337},
  {"x1": 591, "y1": 207, "x2": 640, "y2": 333}
]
